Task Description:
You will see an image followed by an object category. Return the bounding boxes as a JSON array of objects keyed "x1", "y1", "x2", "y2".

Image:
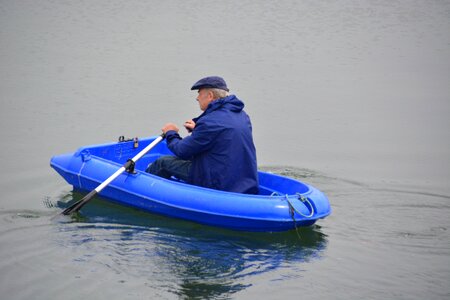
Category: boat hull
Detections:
[{"x1": 50, "y1": 137, "x2": 331, "y2": 231}]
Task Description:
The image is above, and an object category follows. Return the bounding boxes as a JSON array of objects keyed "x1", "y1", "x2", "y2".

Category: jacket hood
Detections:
[
  {"x1": 193, "y1": 95, "x2": 245, "y2": 123},
  {"x1": 208, "y1": 95, "x2": 244, "y2": 112}
]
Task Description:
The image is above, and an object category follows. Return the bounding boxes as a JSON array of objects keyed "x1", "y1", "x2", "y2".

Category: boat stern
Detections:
[{"x1": 50, "y1": 152, "x2": 83, "y2": 187}]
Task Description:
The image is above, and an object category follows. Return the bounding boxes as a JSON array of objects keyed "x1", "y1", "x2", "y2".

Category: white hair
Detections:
[{"x1": 208, "y1": 88, "x2": 229, "y2": 99}]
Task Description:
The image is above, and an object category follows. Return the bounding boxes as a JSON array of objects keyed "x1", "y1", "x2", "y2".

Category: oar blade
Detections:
[{"x1": 62, "y1": 189, "x2": 97, "y2": 215}]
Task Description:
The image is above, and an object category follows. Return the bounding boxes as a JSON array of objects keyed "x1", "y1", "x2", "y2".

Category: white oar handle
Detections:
[
  {"x1": 130, "y1": 134, "x2": 165, "y2": 163},
  {"x1": 95, "y1": 134, "x2": 164, "y2": 193}
]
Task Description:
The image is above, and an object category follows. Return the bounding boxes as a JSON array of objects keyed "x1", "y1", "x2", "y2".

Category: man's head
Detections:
[{"x1": 191, "y1": 76, "x2": 229, "y2": 111}]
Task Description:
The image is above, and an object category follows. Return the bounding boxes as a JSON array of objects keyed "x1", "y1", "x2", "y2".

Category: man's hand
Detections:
[
  {"x1": 162, "y1": 123, "x2": 179, "y2": 134},
  {"x1": 184, "y1": 120, "x2": 196, "y2": 133}
]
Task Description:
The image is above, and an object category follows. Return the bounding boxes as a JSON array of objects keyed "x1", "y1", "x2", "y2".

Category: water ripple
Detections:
[{"x1": 23, "y1": 201, "x2": 327, "y2": 299}]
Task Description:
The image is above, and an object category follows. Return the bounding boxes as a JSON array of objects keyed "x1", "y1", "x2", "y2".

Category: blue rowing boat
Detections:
[{"x1": 50, "y1": 136, "x2": 331, "y2": 231}]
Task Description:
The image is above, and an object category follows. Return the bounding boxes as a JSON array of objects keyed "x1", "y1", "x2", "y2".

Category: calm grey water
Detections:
[{"x1": 1, "y1": 0, "x2": 449, "y2": 299}]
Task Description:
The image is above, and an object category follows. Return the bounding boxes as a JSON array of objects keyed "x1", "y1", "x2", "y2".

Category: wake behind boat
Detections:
[{"x1": 50, "y1": 136, "x2": 331, "y2": 232}]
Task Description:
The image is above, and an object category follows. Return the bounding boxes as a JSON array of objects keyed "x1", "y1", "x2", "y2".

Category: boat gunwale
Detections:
[{"x1": 50, "y1": 155, "x2": 330, "y2": 223}]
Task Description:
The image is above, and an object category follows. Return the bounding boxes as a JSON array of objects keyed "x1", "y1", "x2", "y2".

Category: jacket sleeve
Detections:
[{"x1": 165, "y1": 119, "x2": 221, "y2": 160}]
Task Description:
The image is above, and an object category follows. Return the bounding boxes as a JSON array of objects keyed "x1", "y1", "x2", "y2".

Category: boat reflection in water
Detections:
[{"x1": 54, "y1": 191, "x2": 328, "y2": 299}]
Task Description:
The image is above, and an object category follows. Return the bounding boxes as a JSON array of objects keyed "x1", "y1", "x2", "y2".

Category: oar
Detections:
[{"x1": 61, "y1": 134, "x2": 165, "y2": 215}]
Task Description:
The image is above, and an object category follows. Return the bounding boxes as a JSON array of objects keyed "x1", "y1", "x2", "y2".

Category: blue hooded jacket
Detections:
[{"x1": 165, "y1": 95, "x2": 259, "y2": 194}]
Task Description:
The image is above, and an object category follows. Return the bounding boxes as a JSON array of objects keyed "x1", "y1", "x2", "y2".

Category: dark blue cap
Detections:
[{"x1": 190, "y1": 76, "x2": 229, "y2": 91}]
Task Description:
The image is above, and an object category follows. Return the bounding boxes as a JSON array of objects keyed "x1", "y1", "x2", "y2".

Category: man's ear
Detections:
[{"x1": 207, "y1": 90, "x2": 213, "y2": 99}]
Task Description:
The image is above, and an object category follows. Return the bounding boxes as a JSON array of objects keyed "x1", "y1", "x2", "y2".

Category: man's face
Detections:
[{"x1": 196, "y1": 89, "x2": 213, "y2": 111}]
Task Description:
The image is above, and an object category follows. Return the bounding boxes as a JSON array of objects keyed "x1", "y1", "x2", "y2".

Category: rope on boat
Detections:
[
  {"x1": 270, "y1": 192, "x2": 302, "y2": 239},
  {"x1": 285, "y1": 193, "x2": 315, "y2": 218},
  {"x1": 270, "y1": 192, "x2": 314, "y2": 239}
]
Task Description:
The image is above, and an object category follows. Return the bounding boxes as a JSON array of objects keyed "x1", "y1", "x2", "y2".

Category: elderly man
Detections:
[{"x1": 146, "y1": 76, "x2": 259, "y2": 194}]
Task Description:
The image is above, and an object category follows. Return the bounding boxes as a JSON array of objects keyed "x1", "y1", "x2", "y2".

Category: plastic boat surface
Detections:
[{"x1": 50, "y1": 136, "x2": 331, "y2": 232}]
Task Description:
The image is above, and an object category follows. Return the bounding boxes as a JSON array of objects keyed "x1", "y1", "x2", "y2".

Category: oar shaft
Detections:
[
  {"x1": 62, "y1": 134, "x2": 165, "y2": 215},
  {"x1": 94, "y1": 166, "x2": 127, "y2": 193},
  {"x1": 95, "y1": 135, "x2": 164, "y2": 194},
  {"x1": 131, "y1": 135, "x2": 164, "y2": 162}
]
